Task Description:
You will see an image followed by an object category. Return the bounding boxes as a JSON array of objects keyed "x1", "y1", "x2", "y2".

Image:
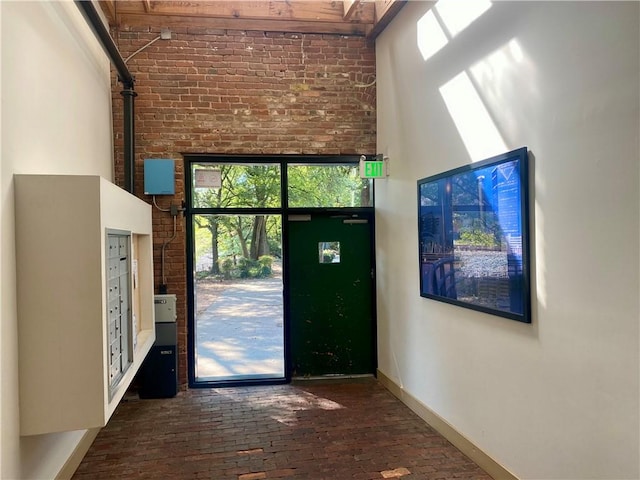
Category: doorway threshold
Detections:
[{"x1": 192, "y1": 373, "x2": 287, "y2": 388}]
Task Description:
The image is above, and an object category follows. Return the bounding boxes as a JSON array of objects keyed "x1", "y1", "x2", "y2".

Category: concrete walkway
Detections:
[{"x1": 195, "y1": 274, "x2": 284, "y2": 380}]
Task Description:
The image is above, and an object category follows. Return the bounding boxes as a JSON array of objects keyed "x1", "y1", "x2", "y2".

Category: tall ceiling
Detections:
[{"x1": 98, "y1": 0, "x2": 406, "y2": 39}]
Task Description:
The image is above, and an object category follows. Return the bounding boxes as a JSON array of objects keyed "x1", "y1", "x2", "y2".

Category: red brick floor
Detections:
[{"x1": 72, "y1": 379, "x2": 492, "y2": 480}]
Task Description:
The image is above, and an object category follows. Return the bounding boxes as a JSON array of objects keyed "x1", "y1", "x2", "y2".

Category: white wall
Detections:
[
  {"x1": 1, "y1": 1, "x2": 113, "y2": 478},
  {"x1": 375, "y1": 2, "x2": 639, "y2": 479}
]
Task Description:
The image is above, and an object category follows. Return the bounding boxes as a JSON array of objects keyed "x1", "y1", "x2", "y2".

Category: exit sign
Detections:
[{"x1": 360, "y1": 160, "x2": 386, "y2": 179}]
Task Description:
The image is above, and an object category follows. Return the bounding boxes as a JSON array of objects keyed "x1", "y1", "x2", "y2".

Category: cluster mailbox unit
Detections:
[{"x1": 14, "y1": 175, "x2": 156, "y2": 436}]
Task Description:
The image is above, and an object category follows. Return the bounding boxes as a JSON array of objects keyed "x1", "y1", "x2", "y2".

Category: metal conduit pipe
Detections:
[
  {"x1": 121, "y1": 88, "x2": 137, "y2": 194},
  {"x1": 75, "y1": 0, "x2": 136, "y2": 193}
]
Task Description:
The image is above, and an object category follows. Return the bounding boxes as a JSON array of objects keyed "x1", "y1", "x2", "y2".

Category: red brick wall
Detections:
[{"x1": 111, "y1": 26, "x2": 376, "y2": 387}]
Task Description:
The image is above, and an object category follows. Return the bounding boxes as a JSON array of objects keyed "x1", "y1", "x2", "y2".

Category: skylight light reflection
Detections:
[
  {"x1": 417, "y1": 10, "x2": 448, "y2": 61},
  {"x1": 439, "y1": 71, "x2": 507, "y2": 162},
  {"x1": 469, "y1": 39, "x2": 536, "y2": 145},
  {"x1": 470, "y1": 39, "x2": 529, "y2": 87},
  {"x1": 417, "y1": 0, "x2": 493, "y2": 62},
  {"x1": 436, "y1": 0, "x2": 492, "y2": 37}
]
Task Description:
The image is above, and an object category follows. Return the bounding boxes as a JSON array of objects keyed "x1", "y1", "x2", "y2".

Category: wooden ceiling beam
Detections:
[
  {"x1": 116, "y1": 12, "x2": 369, "y2": 36},
  {"x1": 98, "y1": 0, "x2": 116, "y2": 22},
  {"x1": 112, "y1": 1, "x2": 374, "y2": 25},
  {"x1": 343, "y1": 0, "x2": 361, "y2": 20},
  {"x1": 368, "y1": 0, "x2": 406, "y2": 40},
  {"x1": 98, "y1": 0, "x2": 410, "y2": 38}
]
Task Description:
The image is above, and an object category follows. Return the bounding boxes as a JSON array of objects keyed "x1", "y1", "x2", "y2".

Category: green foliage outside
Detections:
[
  {"x1": 194, "y1": 255, "x2": 274, "y2": 280},
  {"x1": 211, "y1": 255, "x2": 274, "y2": 280},
  {"x1": 288, "y1": 165, "x2": 369, "y2": 208},
  {"x1": 219, "y1": 257, "x2": 234, "y2": 280}
]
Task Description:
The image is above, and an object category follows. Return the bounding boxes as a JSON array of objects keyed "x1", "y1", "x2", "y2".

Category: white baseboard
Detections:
[
  {"x1": 56, "y1": 428, "x2": 100, "y2": 480},
  {"x1": 377, "y1": 369, "x2": 518, "y2": 480}
]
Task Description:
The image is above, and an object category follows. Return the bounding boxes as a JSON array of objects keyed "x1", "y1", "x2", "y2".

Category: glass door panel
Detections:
[{"x1": 193, "y1": 214, "x2": 283, "y2": 382}]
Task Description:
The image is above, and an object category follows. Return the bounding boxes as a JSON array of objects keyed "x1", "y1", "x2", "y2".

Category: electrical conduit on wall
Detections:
[{"x1": 75, "y1": 0, "x2": 136, "y2": 193}]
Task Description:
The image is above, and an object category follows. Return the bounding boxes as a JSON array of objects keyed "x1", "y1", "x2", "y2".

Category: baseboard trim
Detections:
[
  {"x1": 377, "y1": 369, "x2": 518, "y2": 480},
  {"x1": 56, "y1": 428, "x2": 100, "y2": 480}
]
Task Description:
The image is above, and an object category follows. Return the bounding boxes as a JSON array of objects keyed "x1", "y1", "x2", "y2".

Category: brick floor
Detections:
[{"x1": 72, "y1": 379, "x2": 492, "y2": 480}]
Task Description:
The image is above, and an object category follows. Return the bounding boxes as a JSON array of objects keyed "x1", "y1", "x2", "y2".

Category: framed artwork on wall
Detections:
[{"x1": 417, "y1": 147, "x2": 531, "y2": 323}]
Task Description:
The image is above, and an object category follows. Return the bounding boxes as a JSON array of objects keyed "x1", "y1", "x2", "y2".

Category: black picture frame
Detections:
[{"x1": 417, "y1": 147, "x2": 531, "y2": 323}]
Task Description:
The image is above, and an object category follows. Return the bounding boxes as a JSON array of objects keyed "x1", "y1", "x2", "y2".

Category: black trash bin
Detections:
[{"x1": 138, "y1": 322, "x2": 178, "y2": 398}]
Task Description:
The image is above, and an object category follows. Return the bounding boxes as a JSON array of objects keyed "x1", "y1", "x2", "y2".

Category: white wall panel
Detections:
[
  {"x1": 1, "y1": 1, "x2": 113, "y2": 478},
  {"x1": 375, "y1": 2, "x2": 639, "y2": 478}
]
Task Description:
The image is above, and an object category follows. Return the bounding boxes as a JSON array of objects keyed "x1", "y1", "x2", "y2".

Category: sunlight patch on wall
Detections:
[
  {"x1": 417, "y1": 0, "x2": 492, "y2": 61},
  {"x1": 417, "y1": 10, "x2": 448, "y2": 61},
  {"x1": 439, "y1": 71, "x2": 507, "y2": 162},
  {"x1": 470, "y1": 39, "x2": 529, "y2": 91},
  {"x1": 470, "y1": 39, "x2": 539, "y2": 143},
  {"x1": 436, "y1": 0, "x2": 492, "y2": 37},
  {"x1": 419, "y1": 4, "x2": 531, "y2": 164},
  {"x1": 474, "y1": 39, "x2": 525, "y2": 79}
]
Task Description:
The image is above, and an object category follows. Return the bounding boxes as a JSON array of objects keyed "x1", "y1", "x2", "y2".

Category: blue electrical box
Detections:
[{"x1": 144, "y1": 159, "x2": 175, "y2": 195}]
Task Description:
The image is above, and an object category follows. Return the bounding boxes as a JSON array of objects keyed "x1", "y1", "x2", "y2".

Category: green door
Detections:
[{"x1": 288, "y1": 214, "x2": 375, "y2": 377}]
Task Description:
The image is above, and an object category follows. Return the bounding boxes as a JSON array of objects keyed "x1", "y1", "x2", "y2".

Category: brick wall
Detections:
[{"x1": 111, "y1": 26, "x2": 377, "y2": 387}]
